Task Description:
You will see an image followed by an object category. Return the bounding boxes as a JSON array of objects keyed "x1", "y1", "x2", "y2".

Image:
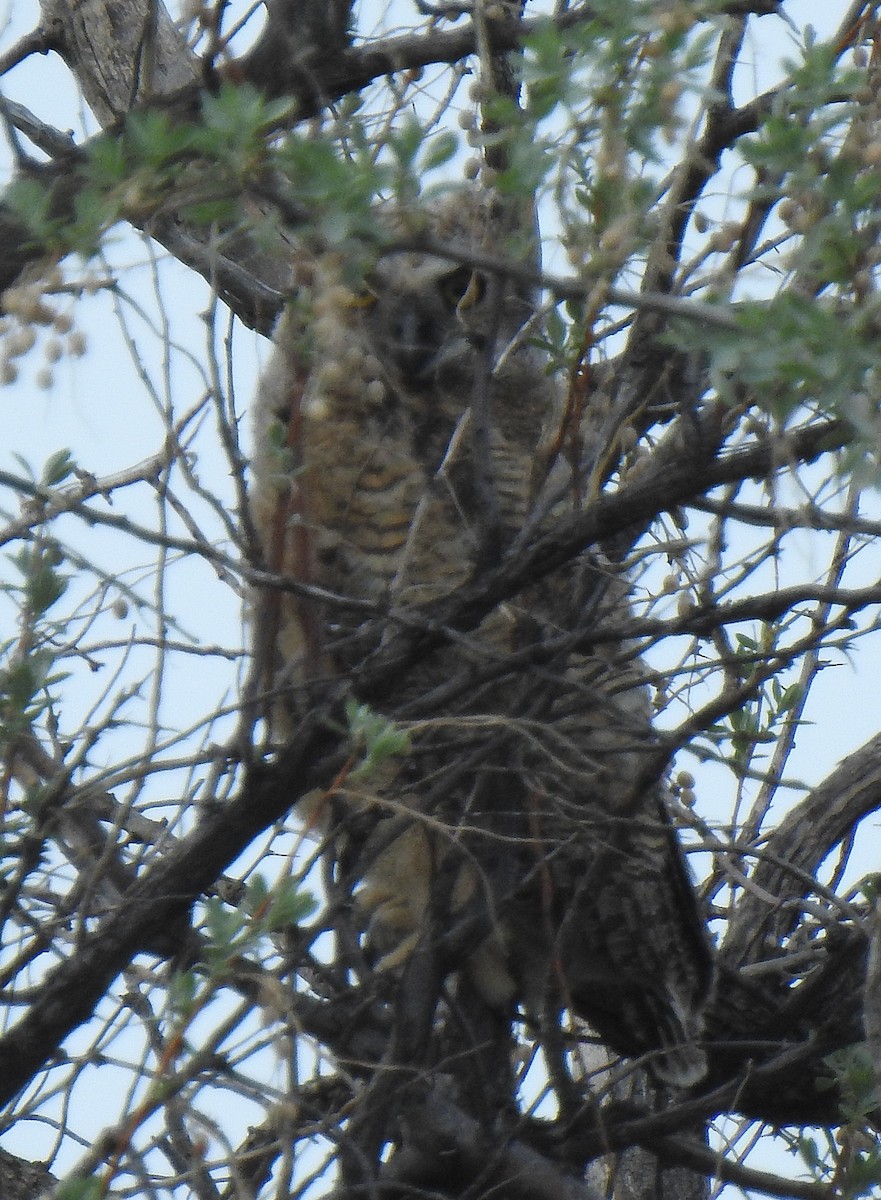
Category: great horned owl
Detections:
[
  {"x1": 250, "y1": 191, "x2": 712, "y2": 1088},
  {"x1": 251, "y1": 195, "x2": 546, "y2": 658}
]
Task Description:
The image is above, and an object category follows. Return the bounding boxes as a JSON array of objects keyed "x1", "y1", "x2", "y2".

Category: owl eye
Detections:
[
  {"x1": 438, "y1": 266, "x2": 486, "y2": 311},
  {"x1": 351, "y1": 285, "x2": 379, "y2": 311}
]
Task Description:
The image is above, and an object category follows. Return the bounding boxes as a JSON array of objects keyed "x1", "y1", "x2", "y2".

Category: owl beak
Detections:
[{"x1": 393, "y1": 310, "x2": 442, "y2": 379}]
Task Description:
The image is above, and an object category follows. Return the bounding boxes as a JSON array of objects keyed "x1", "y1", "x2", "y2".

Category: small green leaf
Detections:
[
  {"x1": 56, "y1": 1180, "x2": 103, "y2": 1200},
  {"x1": 264, "y1": 878, "x2": 317, "y2": 930},
  {"x1": 203, "y1": 895, "x2": 248, "y2": 962},
  {"x1": 182, "y1": 198, "x2": 240, "y2": 225},
  {"x1": 4, "y1": 177, "x2": 55, "y2": 244},
  {"x1": 42, "y1": 449, "x2": 76, "y2": 487},
  {"x1": 243, "y1": 874, "x2": 317, "y2": 933},
  {"x1": 84, "y1": 134, "x2": 130, "y2": 185},
  {"x1": 421, "y1": 131, "x2": 458, "y2": 171},
  {"x1": 798, "y1": 1134, "x2": 821, "y2": 1170},
  {"x1": 24, "y1": 556, "x2": 67, "y2": 616},
  {"x1": 776, "y1": 683, "x2": 803, "y2": 713},
  {"x1": 388, "y1": 117, "x2": 425, "y2": 169},
  {"x1": 124, "y1": 109, "x2": 194, "y2": 167},
  {"x1": 346, "y1": 698, "x2": 411, "y2": 780},
  {"x1": 167, "y1": 968, "x2": 199, "y2": 1018}
]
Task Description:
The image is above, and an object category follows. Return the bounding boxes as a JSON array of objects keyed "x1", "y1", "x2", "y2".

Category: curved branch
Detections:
[{"x1": 723, "y1": 734, "x2": 881, "y2": 966}]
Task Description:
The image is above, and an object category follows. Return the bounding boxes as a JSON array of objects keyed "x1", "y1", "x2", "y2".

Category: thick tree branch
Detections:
[
  {"x1": 349, "y1": 416, "x2": 847, "y2": 701},
  {"x1": 723, "y1": 734, "x2": 881, "y2": 967}
]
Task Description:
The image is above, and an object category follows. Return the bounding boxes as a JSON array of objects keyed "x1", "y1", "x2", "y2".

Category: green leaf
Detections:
[
  {"x1": 798, "y1": 1134, "x2": 821, "y2": 1171},
  {"x1": 242, "y1": 874, "x2": 316, "y2": 932},
  {"x1": 68, "y1": 187, "x2": 120, "y2": 258},
  {"x1": 167, "y1": 968, "x2": 199, "y2": 1018},
  {"x1": 42, "y1": 449, "x2": 76, "y2": 487},
  {"x1": 84, "y1": 133, "x2": 130, "y2": 185},
  {"x1": 24, "y1": 555, "x2": 67, "y2": 616},
  {"x1": 124, "y1": 109, "x2": 194, "y2": 168},
  {"x1": 824, "y1": 1045, "x2": 881, "y2": 1123},
  {"x1": 776, "y1": 683, "x2": 803, "y2": 713},
  {"x1": 195, "y1": 83, "x2": 291, "y2": 170},
  {"x1": 388, "y1": 117, "x2": 425, "y2": 169},
  {"x1": 203, "y1": 895, "x2": 248, "y2": 961},
  {"x1": 421, "y1": 131, "x2": 459, "y2": 172},
  {"x1": 4, "y1": 177, "x2": 55, "y2": 242},
  {"x1": 346, "y1": 698, "x2": 411, "y2": 780},
  {"x1": 181, "y1": 197, "x2": 240, "y2": 225},
  {"x1": 56, "y1": 1180, "x2": 103, "y2": 1200},
  {"x1": 264, "y1": 878, "x2": 317, "y2": 930}
]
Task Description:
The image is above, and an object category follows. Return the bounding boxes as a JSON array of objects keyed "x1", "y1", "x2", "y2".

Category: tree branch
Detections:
[{"x1": 723, "y1": 733, "x2": 881, "y2": 967}]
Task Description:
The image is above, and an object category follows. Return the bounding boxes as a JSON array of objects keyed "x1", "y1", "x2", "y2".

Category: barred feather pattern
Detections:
[{"x1": 250, "y1": 195, "x2": 711, "y2": 1088}]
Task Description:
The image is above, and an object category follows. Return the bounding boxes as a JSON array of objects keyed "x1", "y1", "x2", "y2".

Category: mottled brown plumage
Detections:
[{"x1": 251, "y1": 192, "x2": 711, "y2": 1087}]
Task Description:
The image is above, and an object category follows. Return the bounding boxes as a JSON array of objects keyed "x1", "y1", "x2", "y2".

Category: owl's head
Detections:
[
  {"x1": 359, "y1": 255, "x2": 538, "y2": 412},
  {"x1": 351, "y1": 190, "x2": 537, "y2": 399},
  {"x1": 361, "y1": 258, "x2": 479, "y2": 388}
]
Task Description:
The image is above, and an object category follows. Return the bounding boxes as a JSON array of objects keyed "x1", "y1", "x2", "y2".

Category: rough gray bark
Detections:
[
  {"x1": 39, "y1": 0, "x2": 197, "y2": 121},
  {"x1": 0, "y1": 1148, "x2": 56, "y2": 1200}
]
